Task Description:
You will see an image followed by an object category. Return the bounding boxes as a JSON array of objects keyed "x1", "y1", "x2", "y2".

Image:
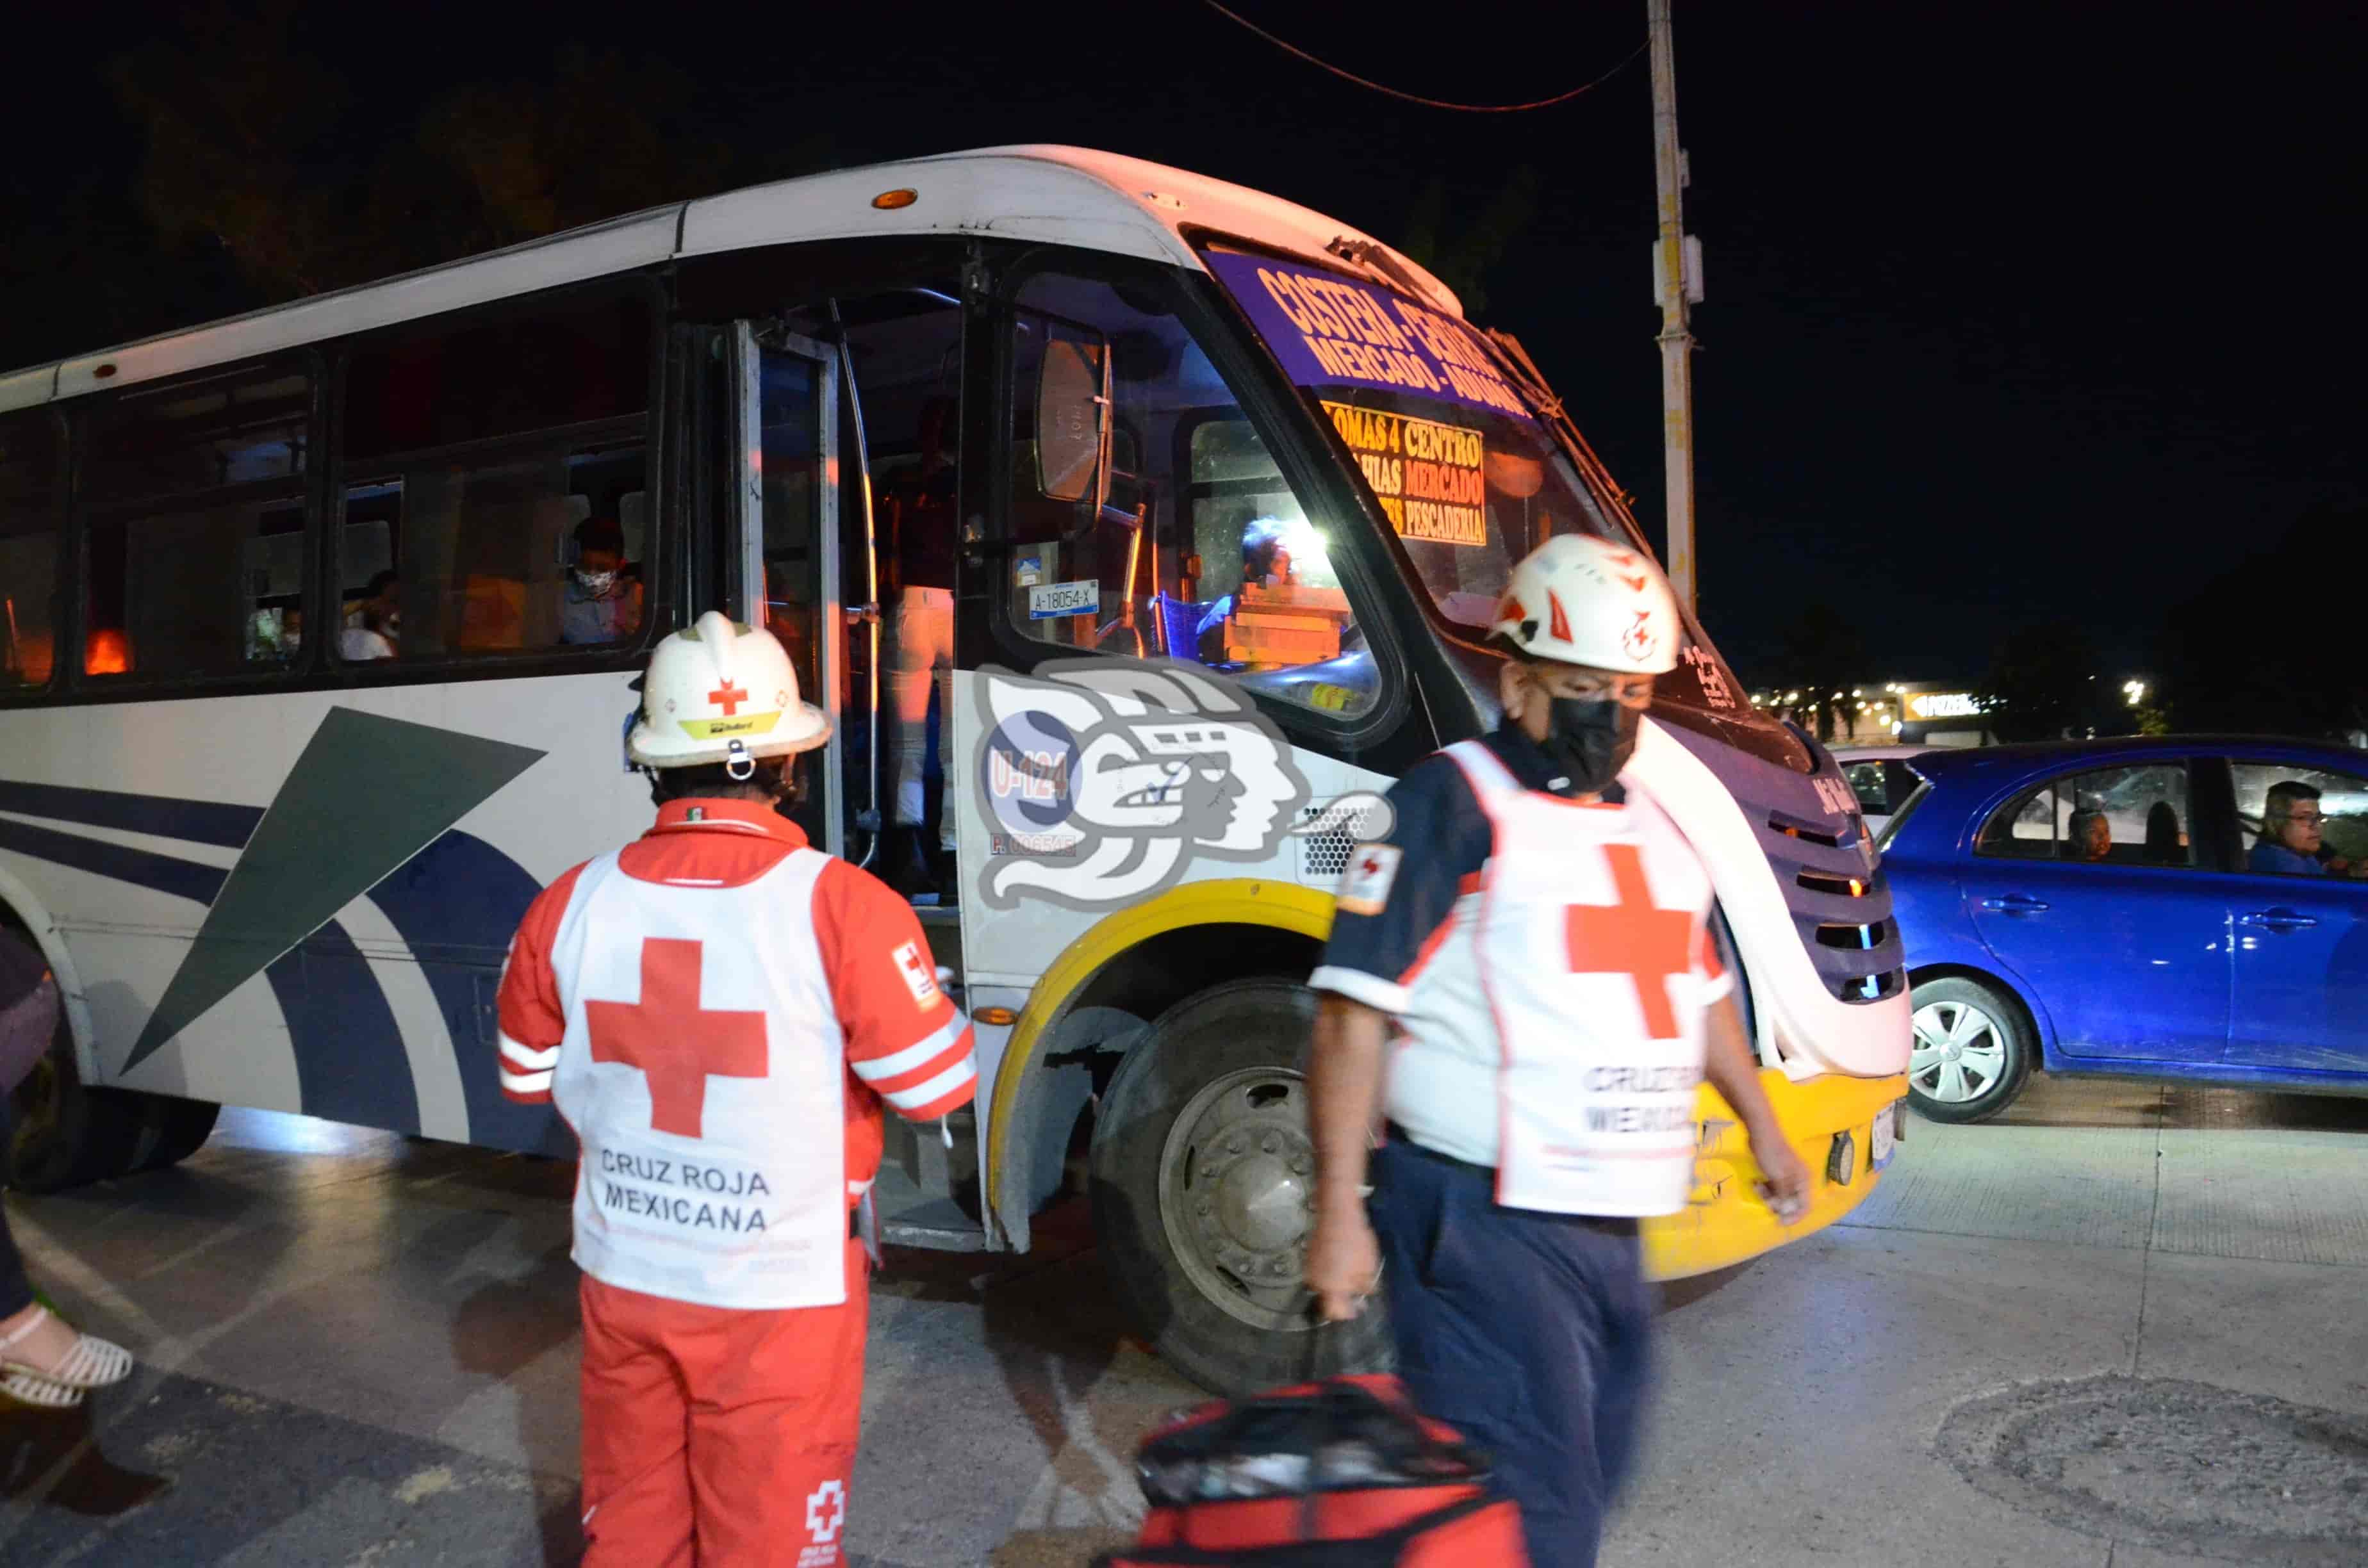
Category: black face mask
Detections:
[{"x1": 1542, "y1": 698, "x2": 1639, "y2": 795}]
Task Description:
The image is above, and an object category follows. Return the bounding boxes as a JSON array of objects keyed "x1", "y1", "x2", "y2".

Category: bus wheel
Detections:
[
  {"x1": 1089, "y1": 977, "x2": 1390, "y2": 1397},
  {"x1": 131, "y1": 1097, "x2": 220, "y2": 1173},
  {"x1": 8, "y1": 1027, "x2": 148, "y2": 1193}
]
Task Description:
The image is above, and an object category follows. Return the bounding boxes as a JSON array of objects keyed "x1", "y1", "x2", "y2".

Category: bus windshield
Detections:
[{"x1": 1201, "y1": 247, "x2": 1619, "y2": 635}]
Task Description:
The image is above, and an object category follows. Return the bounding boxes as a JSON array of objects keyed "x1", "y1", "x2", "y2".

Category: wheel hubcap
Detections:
[
  {"x1": 1911, "y1": 1000, "x2": 2010, "y2": 1104},
  {"x1": 1158, "y1": 1066, "x2": 1315, "y2": 1330}
]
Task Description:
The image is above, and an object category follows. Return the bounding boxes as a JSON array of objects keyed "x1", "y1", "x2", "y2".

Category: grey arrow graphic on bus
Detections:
[{"x1": 122, "y1": 708, "x2": 545, "y2": 1075}]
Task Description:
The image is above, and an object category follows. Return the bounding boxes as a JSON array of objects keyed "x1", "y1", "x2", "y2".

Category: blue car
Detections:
[{"x1": 1877, "y1": 736, "x2": 2368, "y2": 1121}]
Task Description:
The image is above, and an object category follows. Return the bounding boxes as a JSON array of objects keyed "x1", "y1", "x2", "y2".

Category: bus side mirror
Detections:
[{"x1": 1035, "y1": 331, "x2": 1110, "y2": 508}]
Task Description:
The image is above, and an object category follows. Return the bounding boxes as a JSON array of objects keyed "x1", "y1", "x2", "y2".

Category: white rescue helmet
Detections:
[
  {"x1": 1489, "y1": 534, "x2": 1682, "y2": 675},
  {"x1": 627, "y1": 610, "x2": 830, "y2": 774}
]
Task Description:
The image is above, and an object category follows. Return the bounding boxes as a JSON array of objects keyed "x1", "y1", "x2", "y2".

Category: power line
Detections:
[{"x1": 1199, "y1": 2, "x2": 1645, "y2": 113}]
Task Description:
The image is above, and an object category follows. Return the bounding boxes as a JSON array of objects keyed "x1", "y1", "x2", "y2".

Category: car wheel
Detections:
[
  {"x1": 1907, "y1": 977, "x2": 2033, "y2": 1123},
  {"x1": 1089, "y1": 977, "x2": 1390, "y2": 1396}
]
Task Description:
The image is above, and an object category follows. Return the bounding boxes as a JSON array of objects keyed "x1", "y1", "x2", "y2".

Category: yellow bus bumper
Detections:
[{"x1": 1642, "y1": 1069, "x2": 1909, "y2": 1281}]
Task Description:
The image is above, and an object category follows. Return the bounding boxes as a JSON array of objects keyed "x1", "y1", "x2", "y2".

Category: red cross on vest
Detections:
[
  {"x1": 708, "y1": 680, "x2": 750, "y2": 717},
  {"x1": 1565, "y1": 843, "x2": 1693, "y2": 1039},
  {"x1": 586, "y1": 938, "x2": 768, "y2": 1137}
]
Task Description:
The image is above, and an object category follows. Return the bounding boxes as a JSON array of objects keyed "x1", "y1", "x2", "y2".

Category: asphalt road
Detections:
[{"x1": 2, "y1": 1075, "x2": 2365, "y2": 1566}]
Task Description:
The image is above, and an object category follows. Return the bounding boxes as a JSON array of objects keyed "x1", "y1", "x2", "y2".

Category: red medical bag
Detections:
[{"x1": 1094, "y1": 1373, "x2": 1529, "y2": 1565}]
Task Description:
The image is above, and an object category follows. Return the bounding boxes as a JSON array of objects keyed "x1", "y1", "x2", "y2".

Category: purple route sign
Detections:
[{"x1": 1202, "y1": 250, "x2": 1538, "y2": 424}]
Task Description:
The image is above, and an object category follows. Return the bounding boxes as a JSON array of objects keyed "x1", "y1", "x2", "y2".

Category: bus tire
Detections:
[
  {"x1": 1089, "y1": 977, "x2": 1390, "y2": 1397},
  {"x1": 8, "y1": 1024, "x2": 147, "y2": 1193},
  {"x1": 133, "y1": 1097, "x2": 220, "y2": 1173}
]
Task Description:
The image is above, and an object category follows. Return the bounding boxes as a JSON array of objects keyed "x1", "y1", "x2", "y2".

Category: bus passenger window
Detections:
[
  {"x1": 0, "y1": 416, "x2": 60, "y2": 689},
  {"x1": 1002, "y1": 272, "x2": 1376, "y2": 718},
  {"x1": 340, "y1": 292, "x2": 652, "y2": 662},
  {"x1": 78, "y1": 364, "x2": 312, "y2": 680}
]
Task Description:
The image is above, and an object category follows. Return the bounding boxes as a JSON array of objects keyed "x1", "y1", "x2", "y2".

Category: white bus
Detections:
[{"x1": 0, "y1": 147, "x2": 1907, "y2": 1392}]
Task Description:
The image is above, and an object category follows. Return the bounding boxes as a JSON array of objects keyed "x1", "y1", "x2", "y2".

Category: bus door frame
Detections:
[{"x1": 728, "y1": 322, "x2": 847, "y2": 856}]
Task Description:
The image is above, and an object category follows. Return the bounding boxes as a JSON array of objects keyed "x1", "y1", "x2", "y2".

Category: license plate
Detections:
[
  {"x1": 1870, "y1": 1101, "x2": 1900, "y2": 1170},
  {"x1": 1027, "y1": 579, "x2": 1099, "y2": 619}
]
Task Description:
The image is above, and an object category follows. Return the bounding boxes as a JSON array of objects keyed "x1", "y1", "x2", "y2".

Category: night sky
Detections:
[{"x1": 8, "y1": 2, "x2": 2362, "y2": 683}]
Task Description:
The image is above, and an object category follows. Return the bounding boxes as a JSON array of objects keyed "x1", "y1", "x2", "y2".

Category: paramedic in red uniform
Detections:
[
  {"x1": 1303, "y1": 534, "x2": 1814, "y2": 1568},
  {"x1": 496, "y1": 610, "x2": 977, "y2": 1568}
]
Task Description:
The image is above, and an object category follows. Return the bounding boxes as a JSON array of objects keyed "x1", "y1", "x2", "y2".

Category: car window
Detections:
[
  {"x1": 2230, "y1": 761, "x2": 2368, "y2": 878},
  {"x1": 1844, "y1": 762, "x2": 1891, "y2": 813},
  {"x1": 1976, "y1": 763, "x2": 2192, "y2": 867}
]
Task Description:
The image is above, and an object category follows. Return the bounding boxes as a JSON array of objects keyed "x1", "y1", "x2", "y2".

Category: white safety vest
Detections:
[
  {"x1": 1417, "y1": 739, "x2": 1720, "y2": 1217},
  {"x1": 548, "y1": 847, "x2": 852, "y2": 1309}
]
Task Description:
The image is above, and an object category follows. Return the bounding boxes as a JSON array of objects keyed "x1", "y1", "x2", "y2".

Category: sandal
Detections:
[
  {"x1": 1, "y1": 1368, "x2": 85, "y2": 1409},
  {"x1": 0, "y1": 1307, "x2": 133, "y2": 1392}
]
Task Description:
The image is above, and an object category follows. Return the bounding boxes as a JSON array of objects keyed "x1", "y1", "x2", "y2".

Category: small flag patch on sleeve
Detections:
[
  {"x1": 891, "y1": 940, "x2": 942, "y2": 1011},
  {"x1": 1335, "y1": 843, "x2": 1402, "y2": 917}
]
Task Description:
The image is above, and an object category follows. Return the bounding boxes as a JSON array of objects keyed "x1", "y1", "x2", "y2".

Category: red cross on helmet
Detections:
[
  {"x1": 627, "y1": 610, "x2": 830, "y2": 771},
  {"x1": 1488, "y1": 534, "x2": 1681, "y2": 675}
]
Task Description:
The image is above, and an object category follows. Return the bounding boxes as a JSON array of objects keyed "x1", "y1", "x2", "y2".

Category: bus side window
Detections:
[
  {"x1": 78, "y1": 364, "x2": 312, "y2": 680},
  {"x1": 0, "y1": 414, "x2": 62, "y2": 689},
  {"x1": 340, "y1": 291, "x2": 651, "y2": 663}
]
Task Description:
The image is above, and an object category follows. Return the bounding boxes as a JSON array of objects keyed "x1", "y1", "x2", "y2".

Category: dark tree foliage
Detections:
[
  {"x1": 1978, "y1": 621, "x2": 2102, "y2": 742},
  {"x1": 1767, "y1": 600, "x2": 1865, "y2": 742},
  {"x1": 2157, "y1": 503, "x2": 2368, "y2": 740},
  {"x1": 1396, "y1": 165, "x2": 1539, "y2": 318},
  {"x1": 2, "y1": 6, "x2": 832, "y2": 370}
]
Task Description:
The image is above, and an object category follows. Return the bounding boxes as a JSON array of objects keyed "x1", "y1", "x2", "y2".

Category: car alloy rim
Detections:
[{"x1": 1910, "y1": 1000, "x2": 2010, "y2": 1103}]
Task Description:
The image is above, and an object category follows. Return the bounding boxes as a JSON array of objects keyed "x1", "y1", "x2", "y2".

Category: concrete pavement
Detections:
[{"x1": 0, "y1": 1074, "x2": 2362, "y2": 1565}]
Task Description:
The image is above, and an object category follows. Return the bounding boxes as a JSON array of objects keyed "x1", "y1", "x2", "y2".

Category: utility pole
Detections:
[{"x1": 1649, "y1": 0, "x2": 1700, "y2": 612}]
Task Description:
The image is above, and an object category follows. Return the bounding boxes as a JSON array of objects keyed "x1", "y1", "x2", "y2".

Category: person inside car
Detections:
[
  {"x1": 2064, "y1": 808, "x2": 2111, "y2": 863},
  {"x1": 2144, "y1": 802, "x2": 2187, "y2": 865},
  {"x1": 2249, "y1": 781, "x2": 2365, "y2": 877}
]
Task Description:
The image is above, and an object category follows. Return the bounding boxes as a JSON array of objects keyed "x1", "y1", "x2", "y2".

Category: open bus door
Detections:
[
  {"x1": 727, "y1": 316, "x2": 988, "y2": 1250},
  {"x1": 728, "y1": 323, "x2": 846, "y2": 853}
]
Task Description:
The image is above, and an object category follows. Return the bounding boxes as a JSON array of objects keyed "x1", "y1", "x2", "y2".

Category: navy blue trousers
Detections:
[{"x1": 1369, "y1": 1138, "x2": 1654, "y2": 1568}]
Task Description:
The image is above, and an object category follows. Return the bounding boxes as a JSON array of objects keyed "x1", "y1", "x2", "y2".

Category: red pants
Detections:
[{"x1": 579, "y1": 1241, "x2": 870, "y2": 1567}]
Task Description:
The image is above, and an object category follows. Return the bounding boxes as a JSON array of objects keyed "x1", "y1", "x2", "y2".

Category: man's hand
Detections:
[
  {"x1": 1306, "y1": 1203, "x2": 1381, "y2": 1321},
  {"x1": 1752, "y1": 1131, "x2": 1813, "y2": 1225}
]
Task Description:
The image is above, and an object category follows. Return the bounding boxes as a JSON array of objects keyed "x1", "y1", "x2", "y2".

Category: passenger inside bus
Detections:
[
  {"x1": 880, "y1": 396, "x2": 959, "y2": 897},
  {"x1": 339, "y1": 571, "x2": 400, "y2": 660},
  {"x1": 560, "y1": 516, "x2": 642, "y2": 644}
]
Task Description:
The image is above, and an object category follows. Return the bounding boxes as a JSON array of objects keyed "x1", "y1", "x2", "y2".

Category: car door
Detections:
[
  {"x1": 2221, "y1": 758, "x2": 2368, "y2": 1075},
  {"x1": 1959, "y1": 760, "x2": 2231, "y2": 1063}
]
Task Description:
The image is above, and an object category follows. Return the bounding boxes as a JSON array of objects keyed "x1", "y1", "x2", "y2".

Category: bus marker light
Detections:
[
  {"x1": 973, "y1": 1006, "x2": 1017, "y2": 1027},
  {"x1": 871, "y1": 188, "x2": 918, "y2": 210}
]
